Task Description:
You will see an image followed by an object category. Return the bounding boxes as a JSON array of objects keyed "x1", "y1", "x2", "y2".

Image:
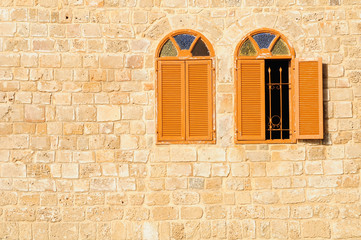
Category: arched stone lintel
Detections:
[
  {"x1": 145, "y1": 15, "x2": 222, "y2": 55},
  {"x1": 220, "y1": 13, "x2": 305, "y2": 54}
]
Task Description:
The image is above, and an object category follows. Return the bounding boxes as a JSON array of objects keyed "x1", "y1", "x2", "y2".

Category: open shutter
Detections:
[
  {"x1": 295, "y1": 58, "x2": 323, "y2": 139},
  {"x1": 186, "y1": 60, "x2": 213, "y2": 141},
  {"x1": 236, "y1": 60, "x2": 265, "y2": 141},
  {"x1": 157, "y1": 61, "x2": 185, "y2": 141}
]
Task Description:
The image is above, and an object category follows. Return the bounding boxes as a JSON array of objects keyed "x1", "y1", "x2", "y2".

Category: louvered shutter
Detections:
[
  {"x1": 236, "y1": 60, "x2": 265, "y2": 141},
  {"x1": 157, "y1": 61, "x2": 185, "y2": 141},
  {"x1": 295, "y1": 58, "x2": 323, "y2": 139},
  {"x1": 186, "y1": 60, "x2": 213, "y2": 141}
]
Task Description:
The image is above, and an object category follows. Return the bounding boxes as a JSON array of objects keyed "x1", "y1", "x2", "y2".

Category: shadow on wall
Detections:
[{"x1": 322, "y1": 63, "x2": 330, "y2": 145}]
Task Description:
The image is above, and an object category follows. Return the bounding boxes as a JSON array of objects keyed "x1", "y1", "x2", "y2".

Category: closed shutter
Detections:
[
  {"x1": 186, "y1": 60, "x2": 213, "y2": 141},
  {"x1": 236, "y1": 60, "x2": 265, "y2": 141},
  {"x1": 157, "y1": 61, "x2": 185, "y2": 141},
  {"x1": 295, "y1": 58, "x2": 323, "y2": 139}
]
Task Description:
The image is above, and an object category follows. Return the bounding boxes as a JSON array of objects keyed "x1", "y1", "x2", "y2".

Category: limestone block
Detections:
[
  {"x1": 181, "y1": 207, "x2": 203, "y2": 219},
  {"x1": 194, "y1": 163, "x2": 211, "y2": 177},
  {"x1": 130, "y1": 39, "x2": 150, "y2": 52},
  {"x1": 201, "y1": 191, "x2": 222, "y2": 204},
  {"x1": 231, "y1": 163, "x2": 249, "y2": 177},
  {"x1": 170, "y1": 147, "x2": 196, "y2": 162},
  {"x1": 87, "y1": 206, "x2": 123, "y2": 221},
  {"x1": 167, "y1": 164, "x2": 192, "y2": 177},
  {"x1": 305, "y1": 161, "x2": 323, "y2": 175},
  {"x1": 90, "y1": 178, "x2": 116, "y2": 191},
  {"x1": 39, "y1": 54, "x2": 61, "y2": 68},
  {"x1": 36, "y1": 207, "x2": 61, "y2": 222},
  {"x1": 122, "y1": 105, "x2": 143, "y2": 120},
  {"x1": 0, "y1": 53, "x2": 20, "y2": 67},
  {"x1": 212, "y1": 163, "x2": 230, "y2": 177},
  {"x1": 161, "y1": 0, "x2": 186, "y2": 7},
  {"x1": 63, "y1": 207, "x2": 85, "y2": 221},
  {"x1": 266, "y1": 206, "x2": 290, "y2": 219},
  {"x1": 280, "y1": 189, "x2": 305, "y2": 204},
  {"x1": 308, "y1": 176, "x2": 341, "y2": 188},
  {"x1": 144, "y1": 18, "x2": 171, "y2": 40},
  {"x1": 147, "y1": 192, "x2": 169, "y2": 206},
  {"x1": 120, "y1": 135, "x2": 138, "y2": 150},
  {"x1": 246, "y1": 151, "x2": 270, "y2": 162},
  {"x1": 96, "y1": 105, "x2": 121, "y2": 121},
  {"x1": 62, "y1": 54, "x2": 82, "y2": 68},
  {"x1": 5, "y1": 207, "x2": 35, "y2": 221},
  {"x1": 125, "y1": 207, "x2": 150, "y2": 221},
  {"x1": 0, "y1": 23, "x2": 16, "y2": 36},
  {"x1": 82, "y1": 24, "x2": 102, "y2": 37},
  {"x1": 0, "y1": 191, "x2": 17, "y2": 205},
  {"x1": 205, "y1": 205, "x2": 226, "y2": 219},
  {"x1": 143, "y1": 222, "x2": 159, "y2": 240},
  {"x1": 332, "y1": 220, "x2": 361, "y2": 238},
  {"x1": 152, "y1": 207, "x2": 178, "y2": 220},
  {"x1": 302, "y1": 220, "x2": 330, "y2": 238},
  {"x1": 118, "y1": 178, "x2": 136, "y2": 191},
  {"x1": 324, "y1": 160, "x2": 343, "y2": 175},
  {"x1": 266, "y1": 162, "x2": 293, "y2": 176},
  {"x1": 198, "y1": 148, "x2": 226, "y2": 162},
  {"x1": 99, "y1": 54, "x2": 124, "y2": 69},
  {"x1": 1, "y1": 163, "x2": 26, "y2": 177},
  {"x1": 270, "y1": 220, "x2": 288, "y2": 239},
  {"x1": 125, "y1": 54, "x2": 144, "y2": 69},
  {"x1": 106, "y1": 40, "x2": 129, "y2": 53},
  {"x1": 50, "y1": 223, "x2": 79, "y2": 240},
  {"x1": 253, "y1": 191, "x2": 279, "y2": 204},
  {"x1": 62, "y1": 164, "x2": 79, "y2": 179},
  {"x1": 173, "y1": 191, "x2": 199, "y2": 205},
  {"x1": 76, "y1": 105, "x2": 96, "y2": 121}
]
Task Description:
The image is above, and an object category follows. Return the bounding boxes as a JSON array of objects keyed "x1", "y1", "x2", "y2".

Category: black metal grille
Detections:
[{"x1": 265, "y1": 60, "x2": 290, "y2": 140}]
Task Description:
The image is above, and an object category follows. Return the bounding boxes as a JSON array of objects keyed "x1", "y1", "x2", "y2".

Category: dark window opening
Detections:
[
  {"x1": 192, "y1": 38, "x2": 210, "y2": 56},
  {"x1": 265, "y1": 60, "x2": 290, "y2": 140}
]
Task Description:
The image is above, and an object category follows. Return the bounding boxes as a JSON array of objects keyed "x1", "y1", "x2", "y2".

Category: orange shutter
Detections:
[
  {"x1": 295, "y1": 58, "x2": 323, "y2": 139},
  {"x1": 157, "y1": 61, "x2": 185, "y2": 141},
  {"x1": 186, "y1": 60, "x2": 213, "y2": 141},
  {"x1": 236, "y1": 60, "x2": 265, "y2": 141}
]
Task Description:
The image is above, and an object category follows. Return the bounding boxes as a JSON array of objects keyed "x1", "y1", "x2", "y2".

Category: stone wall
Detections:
[{"x1": 0, "y1": 0, "x2": 361, "y2": 239}]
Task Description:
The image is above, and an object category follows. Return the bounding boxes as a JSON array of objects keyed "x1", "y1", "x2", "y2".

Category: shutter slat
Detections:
[
  {"x1": 186, "y1": 60, "x2": 213, "y2": 141},
  {"x1": 157, "y1": 61, "x2": 185, "y2": 141},
  {"x1": 237, "y1": 60, "x2": 265, "y2": 141},
  {"x1": 295, "y1": 58, "x2": 323, "y2": 139}
]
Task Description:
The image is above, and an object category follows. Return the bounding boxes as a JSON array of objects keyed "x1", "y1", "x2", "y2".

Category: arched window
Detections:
[
  {"x1": 235, "y1": 28, "x2": 323, "y2": 143},
  {"x1": 156, "y1": 30, "x2": 215, "y2": 143}
]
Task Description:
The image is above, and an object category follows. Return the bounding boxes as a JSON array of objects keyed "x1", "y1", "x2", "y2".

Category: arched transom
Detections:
[
  {"x1": 237, "y1": 29, "x2": 295, "y2": 58},
  {"x1": 157, "y1": 30, "x2": 214, "y2": 58}
]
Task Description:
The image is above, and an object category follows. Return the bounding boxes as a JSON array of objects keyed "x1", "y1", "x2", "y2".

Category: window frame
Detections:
[
  {"x1": 155, "y1": 29, "x2": 216, "y2": 144},
  {"x1": 234, "y1": 28, "x2": 297, "y2": 144}
]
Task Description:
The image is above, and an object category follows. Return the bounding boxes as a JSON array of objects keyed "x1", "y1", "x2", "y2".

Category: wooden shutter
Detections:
[
  {"x1": 186, "y1": 60, "x2": 213, "y2": 141},
  {"x1": 295, "y1": 58, "x2": 323, "y2": 139},
  {"x1": 236, "y1": 60, "x2": 265, "y2": 141},
  {"x1": 157, "y1": 61, "x2": 185, "y2": 141}
]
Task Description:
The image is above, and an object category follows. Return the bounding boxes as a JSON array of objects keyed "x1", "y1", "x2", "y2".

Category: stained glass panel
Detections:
[
  {"x1": 239, "y1": 39, "x2": 257, "y2": 56},
  {"x1": 174, "y1": 34, "x2": 196, "y2": 50},
  {"x1": 191, "y1": 38, "x2": 210, "y2": 56},
  {"x1": 271, "y1": 38, "x2": 290, "y2": 56},
  {"x1": 160, "y1": 39, "x2": 177, "y2": 57},
  {"x1": 253, "y1": 33, "x2": 276, "y2": 49}
]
